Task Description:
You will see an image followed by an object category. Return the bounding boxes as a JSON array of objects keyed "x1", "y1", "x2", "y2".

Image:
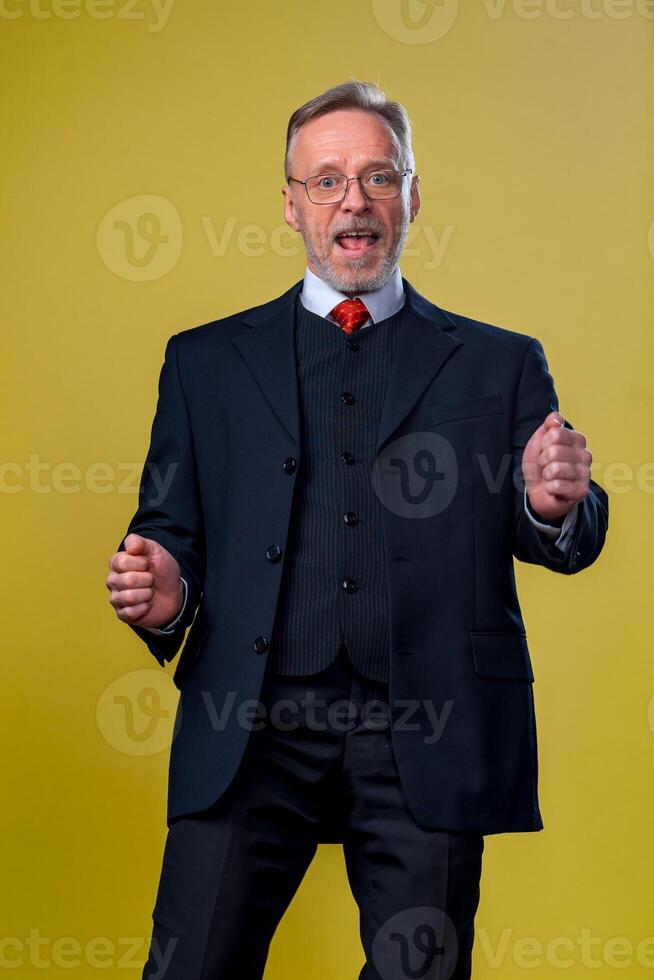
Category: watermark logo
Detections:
[
  {"x1": 370, "y1": 0, "x2": 653, "y2": 42},
  {"x1": 371, "y1": 0, "x2": 459, "y2": 43},
  {"x1": 373, "y1": 432, "x2": 459, "y2": 518},
  {"x1": 96, "y1": 194, "x2": 182, "y2": 281},
  {"x1": 372, "y1": 906, "x2": 459, "y2": 979},
  {"x1": 96, "y1": 668, "x2": 180, "y2": 756},
  {"x1": 96, "y1": 194, "x2": 454, "y2": 278}
]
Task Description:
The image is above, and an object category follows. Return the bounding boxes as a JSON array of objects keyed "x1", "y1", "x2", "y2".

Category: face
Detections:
[{"x1": 282, "y1": 109, "x2": 421, "y2": 295}]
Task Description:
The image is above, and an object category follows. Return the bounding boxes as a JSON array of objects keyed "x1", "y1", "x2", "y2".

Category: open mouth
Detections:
[{"x1": 334, "y1": 232, "x2": 380, "y2": 256}]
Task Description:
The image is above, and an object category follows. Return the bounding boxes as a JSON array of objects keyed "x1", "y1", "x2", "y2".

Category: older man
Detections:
[{"x1": 107, "y1": 81, "x2": 608, "y2": 979}]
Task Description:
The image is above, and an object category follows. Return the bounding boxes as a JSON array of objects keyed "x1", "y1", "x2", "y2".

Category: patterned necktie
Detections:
[{"x1": 329, "y1": 298, "x2": 370, "y2": 334}]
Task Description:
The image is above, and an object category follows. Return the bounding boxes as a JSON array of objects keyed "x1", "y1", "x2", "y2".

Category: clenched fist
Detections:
[
  {"x1": 522, "y1": 411, "x2": 592, "y2": 523},
  {"x1": 106, "y1": 533, "x2": 184, "y2": 629}
]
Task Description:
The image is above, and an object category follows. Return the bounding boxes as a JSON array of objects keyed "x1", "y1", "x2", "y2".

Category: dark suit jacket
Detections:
[{"x1": 117, "y1": 277, "x2": 609, "y2": 835}]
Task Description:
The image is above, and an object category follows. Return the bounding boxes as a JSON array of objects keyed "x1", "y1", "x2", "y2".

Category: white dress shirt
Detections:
[
  {"x1": 300, "y1": 264, "x2": 405, "y2": 328},
  {"x1": 146, "y1": 266, "x2": 578, "y2": 634}
]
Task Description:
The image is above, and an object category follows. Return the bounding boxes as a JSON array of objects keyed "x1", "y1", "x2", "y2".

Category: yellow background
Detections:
[{"x1": 2, "y1": 0, "x2": 652, "y2": 976}]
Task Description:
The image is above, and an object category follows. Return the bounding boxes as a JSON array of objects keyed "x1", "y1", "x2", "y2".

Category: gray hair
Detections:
[{"x1": 284, "y1": 80, "x2": 415, "y2": 178}]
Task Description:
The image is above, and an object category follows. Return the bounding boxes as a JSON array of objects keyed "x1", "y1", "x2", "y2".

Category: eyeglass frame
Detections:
[{"x1": 286, "y1": 167, "x2": 415, "y2": 205}]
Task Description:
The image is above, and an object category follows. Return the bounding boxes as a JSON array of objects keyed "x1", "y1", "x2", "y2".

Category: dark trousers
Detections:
[{"x1": 142, "y1": 643, "x2": 484, "y2": 979}]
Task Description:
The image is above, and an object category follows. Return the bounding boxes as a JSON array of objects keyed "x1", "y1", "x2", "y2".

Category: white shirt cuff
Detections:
[
  {"x1": 524, "y1": 488, "x2": 579, "y2": 552},
  {"x1": 144, "y1": 576, "x2": 188, "y2": 635}
]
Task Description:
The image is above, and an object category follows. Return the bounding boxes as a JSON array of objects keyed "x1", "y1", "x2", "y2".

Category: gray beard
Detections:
[{"x1": 299, "y1": 219, "x2": 410, "y2": 296}]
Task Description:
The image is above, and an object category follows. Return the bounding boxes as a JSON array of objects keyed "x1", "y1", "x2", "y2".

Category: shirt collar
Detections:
[{"x1": 299, "y1": 265, "x2": 405, "y2": 329}]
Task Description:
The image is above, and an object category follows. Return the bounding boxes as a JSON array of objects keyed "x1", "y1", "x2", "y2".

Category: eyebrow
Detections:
[{"x1": 308, "y1": 158, "x2": 399, "y2": 174}]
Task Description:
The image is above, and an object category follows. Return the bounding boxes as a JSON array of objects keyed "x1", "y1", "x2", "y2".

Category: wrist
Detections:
[
  {"x1": 526, "y1": 492, "x2": 565, "y2": 527},
  {"x1": 171, "y1": 577, "x2": 184, "y2": 618}
]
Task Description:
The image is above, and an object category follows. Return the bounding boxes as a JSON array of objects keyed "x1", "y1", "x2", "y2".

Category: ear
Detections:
[
  {"x1": 409, "y1": 175, "x2": 421, "y2": 223},
  {"x1": 282, "y1": 183, "x2": 301, "y2": 232}
]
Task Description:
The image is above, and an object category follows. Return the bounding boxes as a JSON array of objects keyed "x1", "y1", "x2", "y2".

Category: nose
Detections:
[{"x1": 340, "y1": 177, "x2": 370, "y2": 215}]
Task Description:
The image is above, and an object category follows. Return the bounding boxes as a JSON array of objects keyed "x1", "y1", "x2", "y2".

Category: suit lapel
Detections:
[
  {"x1": 375, "y1": 278, "x2": 463, "y2": 454},
  {"x1": 232, "y1": 281, "x2": 303, "y2": 448},
  {"x1": 232, "y1": 276, "x2": 464, "y2": 454}
]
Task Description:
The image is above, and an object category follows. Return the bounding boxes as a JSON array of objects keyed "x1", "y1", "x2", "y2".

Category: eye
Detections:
[
  {"x1": 317, "y1": 175, "x2": 338, "y2": 189},
  {"x1": 367, "y1": 172, "x2": 390, "y2": 186}
]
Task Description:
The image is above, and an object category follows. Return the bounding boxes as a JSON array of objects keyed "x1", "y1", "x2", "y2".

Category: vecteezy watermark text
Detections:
[
  {"x1": 3, "y1": 452, "x2": 653, "y2": 504},
  {"x1": 0, "y1": 930, "x2": 176, "y2": 976},
  {"x1": 96, "y1": 194, "x2": 454, "y2": 282},
  {"x1": 97, "y1": 668, "x2": 457, "y2": 756},
  {"x1": 0, "y1": 0, "x2": 175, "y2": 31}
]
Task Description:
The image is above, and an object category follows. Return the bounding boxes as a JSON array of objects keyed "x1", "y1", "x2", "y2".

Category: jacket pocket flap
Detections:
[
  {"x1": 430, "y1": 394, "x2": 503, "y2": 425},
  {"x1": 470, "y1": 631, "x2": 534, "y2": 681}
]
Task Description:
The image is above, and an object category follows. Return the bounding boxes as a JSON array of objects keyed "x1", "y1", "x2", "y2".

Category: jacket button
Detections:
[
  {"x1": 266, "y1": 544, "x2": 282, "y2": 562},
  {"x1": 340, "y1": 391, "x2": 355, "y2": 405},
  {"x1": 253, "y1": 636, "x2": 269, "y2": 654},
  {"x1": 344, "y1": 511, "x2": 358, "y2": 526},
  {"x1": 341, "y1": 451, "x2": 355, "y2": 465},
  {"x1": 283, "y1": 457, "x2": 297, "y2": 474},
  {"x1": 346, "y1": 338, "x2": 359, "y2": 351},
  {"x1": 342, "y1": 577, "x2": 359, "y2": 593}
]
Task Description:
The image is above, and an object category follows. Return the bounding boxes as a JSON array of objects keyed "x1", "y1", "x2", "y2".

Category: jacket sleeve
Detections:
[
  {"x1": 116, "y1": 334, "x2": 206, "y2": 666},
  {"x1": 511, "y1": 337, "x2": 609, "y2": 575}
]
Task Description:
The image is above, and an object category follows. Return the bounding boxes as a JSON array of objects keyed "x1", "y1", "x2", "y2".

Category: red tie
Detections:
[{"x1": 329, "y1": 298, "x2": 370, "y2": 334}]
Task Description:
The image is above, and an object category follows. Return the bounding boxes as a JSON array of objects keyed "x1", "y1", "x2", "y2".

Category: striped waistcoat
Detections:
[{"x1": 267, "y1": 295, "x2": 404, "y2": 683}]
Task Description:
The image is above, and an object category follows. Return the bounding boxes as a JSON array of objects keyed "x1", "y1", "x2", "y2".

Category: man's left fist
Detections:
[{"x1": 522, "y1": 411, "x2": 592, "y2": 522}]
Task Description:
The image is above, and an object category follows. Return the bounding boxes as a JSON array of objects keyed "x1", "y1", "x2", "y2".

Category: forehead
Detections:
[{"x1": 291, "y1": 109, "x2": 400, "y2": 173}]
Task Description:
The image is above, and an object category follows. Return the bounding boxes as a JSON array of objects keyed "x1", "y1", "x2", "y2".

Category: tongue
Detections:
[{"x1": 338, "y1": 236, "x2": 376, "y2": 251}]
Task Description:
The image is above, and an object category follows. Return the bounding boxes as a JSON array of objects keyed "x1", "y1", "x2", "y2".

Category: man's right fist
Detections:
[{"x1": 106, "y1": 533, "x2": 183, "y2": 629}]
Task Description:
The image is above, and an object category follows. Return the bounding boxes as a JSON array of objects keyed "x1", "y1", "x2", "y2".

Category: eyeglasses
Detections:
[{"x1": 286, "y1": 168, "x2": 413, "y2": 205}]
